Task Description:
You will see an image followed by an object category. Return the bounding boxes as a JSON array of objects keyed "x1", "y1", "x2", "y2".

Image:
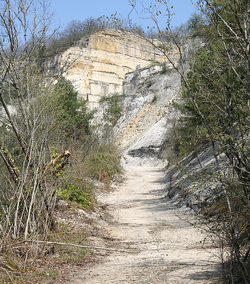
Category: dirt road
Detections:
[{"x1": 72, "y1": 166, "x2": 221, "y2": 283}]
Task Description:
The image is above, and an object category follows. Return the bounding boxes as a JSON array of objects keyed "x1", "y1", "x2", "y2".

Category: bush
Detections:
[
  {"x1": 55, "y1": 138, "x2": 122, "y2": 208},
  {"x1": 162, "y1": 113, "x2": 211, "y2": 167},
  {"x1": 84, "y1": 145, "x2": 122, "y2": 183},
  {"x1": 54, "y1": 77, "x2": 94, "y2": 138},
  {"x1": 103, "y1": 94, "x2": 122, "y2": 127},
  {"x1": 58, "y1": 182, "x2": 93, "y2": 208}
]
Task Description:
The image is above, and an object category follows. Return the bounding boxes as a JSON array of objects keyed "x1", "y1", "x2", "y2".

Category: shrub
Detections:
[
  {"x1": 84, "y1": 145, "x2": 122, "y2": 183},
  {"x1": 58, "y1": 182, "x2": 93, "y2": 208},
  {"x1": 103, "y1": 94, "x2": 122, "y2": 127},
  {"x1": 54, "y1": 77, "x2": 94, "y2": 138}
]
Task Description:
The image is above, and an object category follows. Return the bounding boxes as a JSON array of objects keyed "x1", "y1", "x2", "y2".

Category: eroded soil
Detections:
[{"x1": 67, "y1": 166, "x2": 221, "y2": 283}]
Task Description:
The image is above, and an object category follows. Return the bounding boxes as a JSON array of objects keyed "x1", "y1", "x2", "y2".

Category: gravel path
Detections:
[{"x1": 71, "y1": 166, "x2": 221, "y2": 283}]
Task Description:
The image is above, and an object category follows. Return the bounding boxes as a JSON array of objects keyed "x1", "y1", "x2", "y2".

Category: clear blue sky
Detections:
[{"x1": 50, "y1": 0, "x2": 197, "y2": 31}]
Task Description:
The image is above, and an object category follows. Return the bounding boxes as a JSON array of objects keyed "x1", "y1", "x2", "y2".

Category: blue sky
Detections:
[{"x1": 50, "y1": 0, "x2": 197, "y2": 31}]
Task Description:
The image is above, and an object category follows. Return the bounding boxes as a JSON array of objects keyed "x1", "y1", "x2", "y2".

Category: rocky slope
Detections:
[
  {"x1": 87, "y1": 33, "x2": 221, "y2": 210},
  {"x1": 63, "y1": 30, "x2": 213, "y2": 205},
  {"x1": 108, "y1": 35, "x2": 201, "y2": 166},
  {"x1": 50, "y1": 33, "x2": 224, "y2": 283},
  {"x1": 114, "y1": 62, "x2": 181, "y2": 166},
  {"x1": 109, "y1": 46, "x2": 224, "y2": 209}
]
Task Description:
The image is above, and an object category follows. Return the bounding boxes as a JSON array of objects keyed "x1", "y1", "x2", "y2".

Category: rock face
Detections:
[
  {"x1": 108, "y1": 36, "x2": 201, "y2": 166},
  {"x1": 46, "y1": 29, "x2": 178, "y2": 109},
  {"x1": 110, "y1": 59, "x2": 222, "y2": 210},
  {"x1": 113, "y1": 62, "x2": 181, "y2": 166},
  {"x1": 108, "y1": 34, "x2": 224, "y2": 211},
  {"x1": 162, "y1": 145, "x2": 225, "y2": 207}
]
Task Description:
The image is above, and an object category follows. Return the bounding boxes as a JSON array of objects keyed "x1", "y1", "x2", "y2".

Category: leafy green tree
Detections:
[
  {"x1": 103, "y1": 94, "x2": 122, "y2": 128},
  {"x1": 54, "y1": 77, "x2": 94, "y2": 138},
  {"x1": 102, "y1": 94, "x2": 122, "y2": 145},
  {"x1": 187, "y1": 12, "x2": 204, "y2": 31}
]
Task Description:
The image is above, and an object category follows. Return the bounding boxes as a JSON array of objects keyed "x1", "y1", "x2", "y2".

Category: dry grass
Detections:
[{"x1": 0, "y1": 197, "x2": 113, "y2": 284}]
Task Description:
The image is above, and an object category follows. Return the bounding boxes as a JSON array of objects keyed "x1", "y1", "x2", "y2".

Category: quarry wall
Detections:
[{"x1": 46, "y1": 28, "x2": 178, "y2": 109}]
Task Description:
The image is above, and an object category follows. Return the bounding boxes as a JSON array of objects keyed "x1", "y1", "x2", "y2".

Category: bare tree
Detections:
[{"x1": 0, "y1": 0, "x2": 71, "y2": 267}]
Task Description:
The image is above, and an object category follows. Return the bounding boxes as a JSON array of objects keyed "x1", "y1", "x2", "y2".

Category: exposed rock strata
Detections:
[
  {"x1": 110, "y1": 36, "x2": 200, "y2": 166},
  {"x1": 88, "y1": 33, "x2": 217, "y2": 206},
  {"x1": 113, "y1": 63, "x2": 181, "y2": 166},
  {"x1": 111, "y1": 61, "x2": 226, "y2": 210},
  {"x1": 46, "y1": 29, "x2": 178, "y2": 109}
]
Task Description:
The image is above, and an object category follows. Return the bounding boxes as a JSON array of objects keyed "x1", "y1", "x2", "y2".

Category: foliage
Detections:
[
  {"x1": 129, "y1": 0, "x2": 250, "y2": 281},
  {"x1": 0, "y1": 1, "x2": 122, "y2": 280},
  {"x1": 0, "y1": 0, "x2": 61, "y2": 242},
  {"x1": 58, "y1": 182, "x2": 93, "y2": 208},
  {"x1": 99, "y1": 94, "x2": 123, "y2": 145},
  {"x1": 173, "y1": 1, "x2": 250, "y2": 281},
  {"x1": 187, "y1": 12, "x2": 205, "y2": 31},
  {"x1": 164, "y1": 113, "x2": 210, "y2": 164},
  {"x1": 54, "y1": 77, "x2": 94, "y2": 138},
  {"x1": 46, "y1": 17, "x2": 101, "y2": 56},
  {"x1": 46, "y1": 15, "x2": 146, "y2": 57},
  {"x1": 103, "y1": 94, "x2": 122, "y2": 126},
  {"x1": 84, "y1": 144, "x2": 122, "y2": 184}
]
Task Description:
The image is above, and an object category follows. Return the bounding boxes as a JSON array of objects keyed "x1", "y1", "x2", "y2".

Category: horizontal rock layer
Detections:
[{"x1": 46, "y1": 29, "x2": 179, "y2": 109}]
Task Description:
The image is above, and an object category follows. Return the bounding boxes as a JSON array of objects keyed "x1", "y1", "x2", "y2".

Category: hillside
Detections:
[{"x1": 1, "y1": 1, "x2": 250, "y2": 282}]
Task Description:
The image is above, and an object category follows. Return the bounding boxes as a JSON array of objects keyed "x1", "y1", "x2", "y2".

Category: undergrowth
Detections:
[
  {"x1": 0, "y1": 111, "x2": 123, "y2": 284},
  {"x1": 163, "y1": 116, "x2": 210, "y2": 166},
  {"x1": 57, "y1": 182, "x2": 94, "y2": 208},
  {"x1": 0, "y1": 217, "x2": 96, "y2": 283},
  {"x1": 84, "y1": 149, "x2": 122, "y2": 183}
]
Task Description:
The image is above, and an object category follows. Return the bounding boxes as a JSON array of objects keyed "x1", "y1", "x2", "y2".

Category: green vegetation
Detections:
[
  {"x1": 187, "y1": 12, "x2": 204, "y2": 31},
  {"x1": 45, "y1": 14, "x2": 146, "y2": 57},
  {"x1": 162, "y1": 1, "x2": 250, "y2": 281},
  {"x1": 84, "y1": 145, "x2": 122, "y2": 183},
  {"x1": 0, "y1": 2, "x2": 123, "y2": 282},
  {"x1": 99, "y1": 94, "x2": 122, "y2": 145},
  {"x1": 58, "y1": 182, "x2": 94, "y2": 208},
  {"x1": 46, "y1": 17, "x2": 101, "y2": 56},
  {"x1": 103, "y1": 94, "x2": 122, "y2": 127},
  {"x1": 54, "y1": 77, "x2": 94, "y2": 138}
]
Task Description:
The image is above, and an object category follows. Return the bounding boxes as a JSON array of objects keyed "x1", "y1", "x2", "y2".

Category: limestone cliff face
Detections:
[{"x1": 46, "y1": 29, "x2": 178, "y2": 109}]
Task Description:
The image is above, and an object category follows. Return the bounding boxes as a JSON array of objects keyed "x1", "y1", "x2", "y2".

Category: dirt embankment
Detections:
[{"x1": 67, "y1": 166, "x2": 221, "y2": 284}]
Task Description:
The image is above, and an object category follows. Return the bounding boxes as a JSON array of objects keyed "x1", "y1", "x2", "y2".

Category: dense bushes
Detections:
[
  {"x1": 54, "y1": 77, "x2": 94, "y2": 138},
  {"x1": 58, "y1": 182, "x2": 94, "y2": 208}
]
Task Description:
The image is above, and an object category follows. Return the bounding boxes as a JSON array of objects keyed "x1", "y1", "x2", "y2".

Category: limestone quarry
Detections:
[
  {"x1": 47, "y1": 30, "x2": 223, "y2": 283},
  {"x1": 46, "y1": 27, "x2": 216, "y2": 212},
  {"x1": 46, "y1": 28, "x2": 179, "y2": 109}
]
